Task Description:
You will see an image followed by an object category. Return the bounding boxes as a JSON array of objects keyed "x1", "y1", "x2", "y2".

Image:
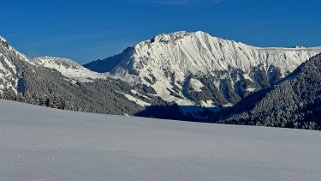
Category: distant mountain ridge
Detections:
[{"x1": 84, "y1": 31, "x2": 321, "y2": 116}]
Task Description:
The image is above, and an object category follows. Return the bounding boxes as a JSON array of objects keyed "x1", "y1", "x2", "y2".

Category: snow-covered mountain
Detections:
[
  {"x1": 2, "y1": 32, "x2": 321, "y2": 126},
  {"x1": 85, "y1": 31, "x2": 321, "y2": 108},
  {"x1": 33, "y1": 56, "x2": 106, "y2": 82},
  {"x1": 0, "y1": 36, "x2": 143, "y2": 115}
]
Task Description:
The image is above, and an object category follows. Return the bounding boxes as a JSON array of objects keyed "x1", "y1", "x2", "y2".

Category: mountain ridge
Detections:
[{"x1": 84, "y1": 31, "x2": 321, "y2": 109}]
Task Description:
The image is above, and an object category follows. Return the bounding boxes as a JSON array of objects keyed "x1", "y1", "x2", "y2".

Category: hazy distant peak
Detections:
[
  {"x1": 33, "y1": 56, "x2": 82, "y2": 67},
  {"x1": 33, "y1": 56, "x2": 106, "y2": 81}
]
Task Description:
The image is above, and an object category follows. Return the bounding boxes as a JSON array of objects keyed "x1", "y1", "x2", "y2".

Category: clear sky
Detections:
[{"x1": 1, "y1": 0, "x2": 321, "y2": 64}]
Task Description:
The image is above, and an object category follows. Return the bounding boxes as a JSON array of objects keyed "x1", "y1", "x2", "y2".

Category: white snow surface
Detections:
[
  {"x1": 0, "y1": 54, "x2": 18, "y2": 94},
  {"x1": 246, "y1": 87, "x2": 256, "y2": 92},
  {"x1": 123, "y1": 93, "x2": 151, "y2": 107},
  {"x1": 200, "y1": 100, "x2": 215, "y2": 107},
  {"x1": 190, "y1": 78, "x2": 204, "y2": 92},
  {"x1": 110, "y1": 31, "x2": 321, "y2": 104},
  {"x1": 33, "y1": 56, "x2": 107, "y2": 82},
  {"x1": 1, "y1": 100, "x2": 321, "y2": 181}
]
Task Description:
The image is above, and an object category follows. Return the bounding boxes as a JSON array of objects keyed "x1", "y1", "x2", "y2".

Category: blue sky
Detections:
[{"x1": 1, "y1": 0, "x2": 321, "y2": 64}]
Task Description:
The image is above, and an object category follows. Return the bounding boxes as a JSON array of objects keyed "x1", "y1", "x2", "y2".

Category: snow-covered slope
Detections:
[
  {"x1": 1, "y1": 99, "x2": 321, "y2": 181},
  {"x1": 85, "y1": 31, "x2": 321, "y2": 107},
  {"x1": 33, "y1": 57, "x2": 106, "y2": 82},
  {"x1": 0, "y1": 53, "x2": 18, "y2": 95},
  {"x1": 211, "y1": 53, "x2": 321, "y2": 129},
  {"x1": 0, "y1": 36, "x2": 33, "y2": 96}
]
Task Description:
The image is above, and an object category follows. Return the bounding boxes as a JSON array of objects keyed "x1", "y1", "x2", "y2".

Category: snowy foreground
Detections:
[{"x1": 1, "y1": 100, "x2": 321, "y2": 181}]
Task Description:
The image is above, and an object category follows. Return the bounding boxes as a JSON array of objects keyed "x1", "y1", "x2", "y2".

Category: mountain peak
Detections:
[
  {"x1": 0, "y1": 36, "x2": 7, "y2": 43},
  {"x1": 147, "y1": 31, "x2": 211, "y2": 44},
  {"x1": 0, "y1": 36, "x2": 10, "y2": 49},
  {"x1": 152, "y1": 31, "x2": 191, "y2": 42}
]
